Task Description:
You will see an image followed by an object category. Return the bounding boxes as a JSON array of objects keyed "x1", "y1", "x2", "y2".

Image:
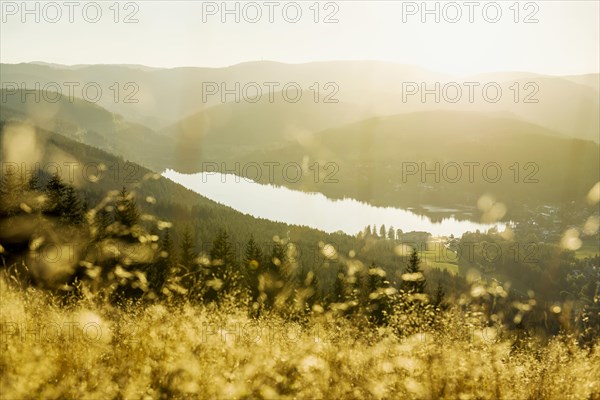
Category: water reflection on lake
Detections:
[{"x1": 162, "y1": 169, "x2": 506, "y2": 236}]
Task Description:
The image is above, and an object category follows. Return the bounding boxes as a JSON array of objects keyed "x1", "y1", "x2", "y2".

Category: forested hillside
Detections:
[{"x1": 1, "y1": 118, "x2": 597, "y2": 341}]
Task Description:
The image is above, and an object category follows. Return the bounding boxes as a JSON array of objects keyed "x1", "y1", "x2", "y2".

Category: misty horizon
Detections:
[{"x1": 4, "y1": 59, "x2": 600, "y2": 77}]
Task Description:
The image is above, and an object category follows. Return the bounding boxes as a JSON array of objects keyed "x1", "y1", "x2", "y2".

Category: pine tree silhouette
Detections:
[
  {"x1": 114, "y1": 187, "x2": 139, "y2": 228},
  {"x1": 62, "y1": 186, "x2": 83, "y2": 225},
  {"x1": 207, "y1": 228, "x2": 239, "y2": 302},
  {"x1": 402, "y1": 247, "x2": 426, "y2": 294},
  {"x1": 244, "y1": 235, "x2": 264, "y2": 305}
]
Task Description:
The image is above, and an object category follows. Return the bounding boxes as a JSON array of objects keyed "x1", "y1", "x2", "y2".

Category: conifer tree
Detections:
[
  {"x1": 207, "y1": 228, "x2": 240, "y2": 301},
  {"x1": 244, "y1": 235, "x2": 263, "y2": 303},
  {"x1": 179, "y1": 226, "x2": 197, "y2": 273},
  {"x1": 95, "y1": 207, "x2": 113, "y2": 238},
  {"x1": 380, "y1": 224, "x2": 386, "y2": 238},
  {"x1": 388, "y1": 226, "x2": 395, "y2": 240},
  {"x1": 433, "y1": 281, "x2": 446, "y2": 310},
  {"x1": 177, "y1": 225, "x2": 199, "y2": 297},
  {"x1": 114, "y1": 186, "x2": 139, "y2": 228},
  {"x1": 258, "y1": 239, "x2": 295, "y2": 311},
  {"x1": 44, "y1": 173, "x2": 67, "y2": 217},
  {"x1": 147, "y1": 228, "x2": 175, "y2": 297},
  {"x1": 396, "y1": 228, "x2": 403, "y2": 241},
  {"x1": 269, "y1": 240, "x2": 286, "y2": 275},
  {"x1": 244, "y1": 235, "x2": 263, "y2": 268},
  {"x1": 61, "y1": 186, "x2": 83, "y2": 225},
  {"x1": 402, "y1": 247, "x2": 426, "y2": 294},
  {"x1": 363, "y1": 262, "x2": 392, "y2": 325}
]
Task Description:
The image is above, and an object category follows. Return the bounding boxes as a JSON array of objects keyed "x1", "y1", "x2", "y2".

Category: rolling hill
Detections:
[
  {"x1": 0, "y1": 89, "x2": 173, "y2": 171},
  {"x1": 3, "y1": 61, "x2": 597, "y2": 142},
  {"x1": 159, "y1": 93, "x2": 373, "y2": 172},
  {"x1": 229, "y1": 110, "x2": 600, "y2": 218}
]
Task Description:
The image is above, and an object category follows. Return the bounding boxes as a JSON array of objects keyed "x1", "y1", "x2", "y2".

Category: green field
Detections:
[
  {"x1": 420, "y1": 245, "x2": 460, "y2": 275},
  {"x1": 576, "y1": 240, "x2": 600, "y2": 260}
]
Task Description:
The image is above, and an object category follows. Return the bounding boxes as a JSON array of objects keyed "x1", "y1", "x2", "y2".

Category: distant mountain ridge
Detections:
[{"x1": 2, "y1": 61, "x2": 598, "y2": 142}]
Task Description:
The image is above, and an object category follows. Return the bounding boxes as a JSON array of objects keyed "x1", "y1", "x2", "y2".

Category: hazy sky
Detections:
[{"x1": 1, "y1": 0, "x2": 598, "y2": 75}]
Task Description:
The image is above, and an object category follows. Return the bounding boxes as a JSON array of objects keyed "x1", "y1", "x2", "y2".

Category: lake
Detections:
[{"x1": 162, "y1": 169, "x2": 506, "y2": 237}]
